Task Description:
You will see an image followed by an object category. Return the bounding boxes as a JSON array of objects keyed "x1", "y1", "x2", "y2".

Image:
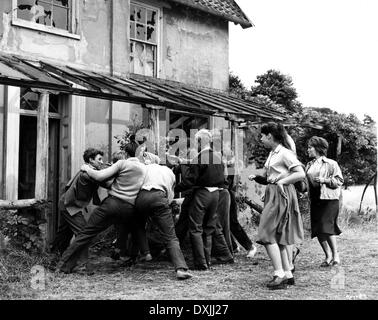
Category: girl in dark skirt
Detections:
[
  {"x1": 306, "y1": 136, "x2": 343, "y2": 267},
  {"x1": 249, "y1": 123, "x2": 305, "y2": 290}
]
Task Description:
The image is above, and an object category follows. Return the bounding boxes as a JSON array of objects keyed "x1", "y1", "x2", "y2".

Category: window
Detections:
[
  {"x1": 20, "y1": 88, "x2": 60, "y2": 114},
  {"x1": 12, "y1": 0, "x2": 79, "y2": 38},
  {"x1": 130, "y1": 2, "x2": 159, "y2": 77}
]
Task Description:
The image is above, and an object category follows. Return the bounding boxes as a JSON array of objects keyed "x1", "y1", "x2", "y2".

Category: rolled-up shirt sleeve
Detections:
[{"x1": 283, "y1": 150, "x2": 302, "y2": 171}]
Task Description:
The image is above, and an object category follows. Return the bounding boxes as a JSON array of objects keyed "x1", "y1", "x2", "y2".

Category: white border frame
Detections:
[{"x1": 11, "y1": 0, "x2": 80, "y2": 40}]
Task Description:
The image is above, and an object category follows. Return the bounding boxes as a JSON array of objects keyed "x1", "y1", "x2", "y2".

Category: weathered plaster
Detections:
[
  {"x1": 1, "y1": 1, "x2": 229, "y2": 90},
  {"x1": 111, "y1": 0, "x2": 130, "y2": 76},
  {"x1": 162, "y1": 7, "x2": 229, "y2": 90},
  {"x1": 18, "y1": 32, "x2": 73, "y2": 61},
  {"x1": 0, "y1": 12, "x2": 12, "y2": 52},
  {"x1": 0, "y1": 0, "x2": 112, "y2": 72},
  {"x1": 80, "y1": 0, "x2": 111, "y2": 69}
]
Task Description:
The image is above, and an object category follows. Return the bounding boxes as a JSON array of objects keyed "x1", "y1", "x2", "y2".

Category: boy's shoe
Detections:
[
  {"x1": 176, "y1": 269, "x2": 193, "y2": 280},
  {"x1": 71, "y1": 264, "x2": 95, "y2": 276},
  {"x1": 193, "y1": 264, "x2": 208, "y2": 271},
  {"x1": 211, "y1": 258, "x2": 234, "y2": 265},
  {"x1": 233, "y1": 246, "x2": 241, "y2": 253},
  {"x1": 139, "y1": 253, "x2": 153, "y2": 262},
  {"x1": 119, "y1": 256, "x2": 137, "y2": 267},
  {"x1": 246, "y1": 245, "x2": 257, "y2": 259}
]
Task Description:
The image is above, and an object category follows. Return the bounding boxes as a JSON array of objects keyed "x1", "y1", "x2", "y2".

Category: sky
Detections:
[{"x1": 229, "y1": 0, "x2": 378, "y2": 121}]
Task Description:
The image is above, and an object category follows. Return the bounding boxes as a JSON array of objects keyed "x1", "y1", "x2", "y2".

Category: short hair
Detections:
[
  {"x1": 308, "y1": 136, "x2": 329, "y2": 156},
  {"x1": 83, "y1": 148, "x2": 104, "y2": 163},
  {"x1": 195, "y1": 129, "x2": 212, "y2": 142},
  {"x1": 112, "y1": 150, "x2": 126, "y2": 163},
  {"x1": 124, "y1": 143, "x2": 136, "y2": 157}
]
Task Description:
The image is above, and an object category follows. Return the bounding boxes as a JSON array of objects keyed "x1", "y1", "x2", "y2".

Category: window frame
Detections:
[
  {"x1": 130, "y1": 1, "x2": 162, "y2": 78},
  {"x1": 11, "y1": 0, "x2": 80, "y2": 40}
]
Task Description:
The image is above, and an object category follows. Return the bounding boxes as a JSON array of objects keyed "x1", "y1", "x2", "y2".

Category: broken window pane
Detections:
[
  {"x1": 20, "y1": 88, "x2": 60, "y2": 113},
  {"x1": 147, "y1": 10, "x2": 156, "y2": 26},
  {"x1": 20, "y1": 88, "x2": 39, "y2": 111},
  {"x1": 34, "y1": 1, "x2": 51, "y2": 25},
  {"x1": 16, "y1": 0, "x2": 71, "y2": 31},
  {"x1": 130, "y1": 4, "x2": 135, "y2": 21},
  {"x1": 135, "y1": 7, "x2": 146, "y2": 24},
  {"x1": 146, "y1": 26, "x2": 156, "y2": 43},
  {"x1": 136, "y1": 23, "x2": 146, "y2": 41},
  {"x1": 129, "y1": 4, "x2": 158, "y2": 77}
]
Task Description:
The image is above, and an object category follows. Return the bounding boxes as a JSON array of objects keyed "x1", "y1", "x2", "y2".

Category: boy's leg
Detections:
[{"x1": 57, "y1": 197, "x2": 117, "y2": 272}]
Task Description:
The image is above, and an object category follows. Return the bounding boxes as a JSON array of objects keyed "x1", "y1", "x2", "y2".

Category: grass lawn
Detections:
[
  {"x1": 1, "y1": 185, "x2": 377, "y2": 300},
  {"x1": 2, "y1": 224, "x2": 377, "y2": 300}
]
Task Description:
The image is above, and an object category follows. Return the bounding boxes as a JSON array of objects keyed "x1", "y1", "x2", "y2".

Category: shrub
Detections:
[{"x1": 0, "y1": 209, "x2": 46, "y2": 253}]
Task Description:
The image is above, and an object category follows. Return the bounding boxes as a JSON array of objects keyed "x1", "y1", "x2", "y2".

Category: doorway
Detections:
[{"x1": 18, "y1": 115, "x2": 61, "y2": 242}]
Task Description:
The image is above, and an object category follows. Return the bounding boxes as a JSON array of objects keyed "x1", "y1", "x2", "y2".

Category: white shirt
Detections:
[
  {"x1": 141, "y1": 164, "x2": 175, "y2": 203},
  {"x1": 264, "y1": 144, "x2": 301, "y2": 183}
]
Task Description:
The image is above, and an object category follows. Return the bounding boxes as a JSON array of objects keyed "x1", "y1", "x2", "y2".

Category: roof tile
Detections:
[{"x1": 170, "y1": 0, "x2": 253, "y2": 28}]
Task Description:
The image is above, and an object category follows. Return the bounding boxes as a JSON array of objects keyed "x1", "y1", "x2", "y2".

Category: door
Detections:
[{"x1": 18, "y1": 88, "x2": 63, "y2": 245}]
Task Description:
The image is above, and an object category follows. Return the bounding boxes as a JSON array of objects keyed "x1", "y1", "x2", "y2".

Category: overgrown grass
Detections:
[
  {"x1": 0, "y1": 247, "x2": 53, "y2": 300},
  {"x1": 1, "y1": 186, "x2": 377, "y2": 300}
]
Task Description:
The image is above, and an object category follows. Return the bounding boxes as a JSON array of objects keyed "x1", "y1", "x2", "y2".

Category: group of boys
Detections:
[{"x1": 51, "y1": 129, "x2": 256, "y2": 280}]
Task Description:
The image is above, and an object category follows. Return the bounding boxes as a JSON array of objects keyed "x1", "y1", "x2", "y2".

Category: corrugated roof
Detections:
[
  {"x1": 0, "y1": 54, "x2": 285, "y2": 122},
  {"x1": 169, "y1": 0, "x2": 253, "y2": 28}
]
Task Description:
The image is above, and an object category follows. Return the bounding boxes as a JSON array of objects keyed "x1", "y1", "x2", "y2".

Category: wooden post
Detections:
[
  {"x1": 70, "y1": 93, "x2": 86, "y2": 176},
  {"x1": 148, "y1": 107, "x2": 160, "y2": 153},
  {"x1": 209, "y1": 116, "x2": 215, "y2": 131},
  {"x1": 35, "y1": 91, "x2": 49, "y2": 249},
  {"x1": 231, "y1": 121, "x2": 238, "y2": 178},
  {"x1": 4, "y1": 86, "x2": 20, "y2": 200},
  {"x1": 35, "y1": 92, "x2": 49, "y2": 199}
]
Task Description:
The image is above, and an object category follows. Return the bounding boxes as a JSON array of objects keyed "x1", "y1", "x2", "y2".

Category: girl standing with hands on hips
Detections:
[{"x1": 249, "y1": 123, "x2": 305, "y2": 290}]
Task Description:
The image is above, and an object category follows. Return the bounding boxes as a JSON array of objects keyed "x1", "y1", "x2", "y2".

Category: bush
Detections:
[{"x1": 0, "y1": 209, "x2": 46, "y2": 253}]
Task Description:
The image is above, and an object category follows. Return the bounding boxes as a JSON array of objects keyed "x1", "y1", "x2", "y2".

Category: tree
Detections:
[
  {"x1": 250, "y1": 69, "x2": 301, "y2": 113},
  {"x1": 363, "y1": 114, "x2": 375, "y2": 127},
  {"x1": 230, "y1": 69, "x2": 377, "y2": 186},
  {"x1": 229, "y1": 72, "x2": 247, "y2": 97},
  {"x1": 289, "y1": 108, "x2": 377, "y2": 186}
]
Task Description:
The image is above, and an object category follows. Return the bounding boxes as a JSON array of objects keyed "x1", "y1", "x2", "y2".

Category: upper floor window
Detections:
[
  {"x1": 130, "y1": 2, "x2": 159, "y2": 77},
  {"x1": 12, "y1": 0, "x2": 79, "y2": 39}
]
